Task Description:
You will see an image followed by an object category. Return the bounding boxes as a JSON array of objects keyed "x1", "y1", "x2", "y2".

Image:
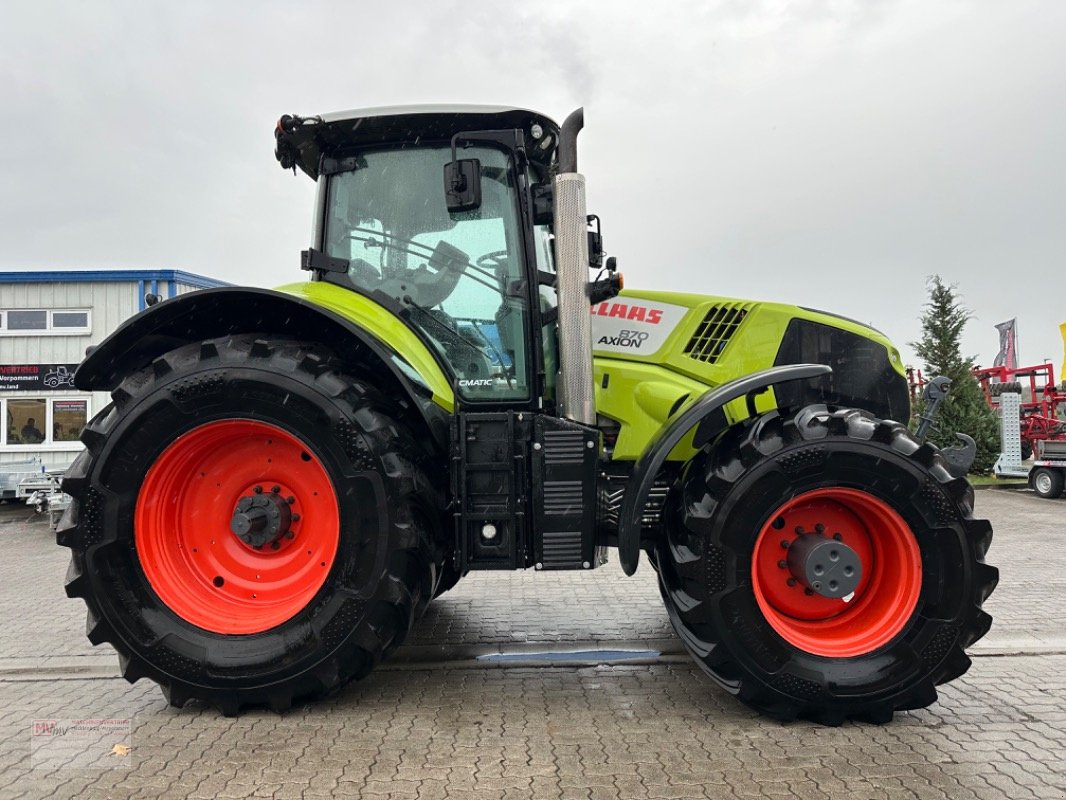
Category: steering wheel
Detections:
[{"x1": 476, "y1": 250, "x2": 510, "y2": 272}]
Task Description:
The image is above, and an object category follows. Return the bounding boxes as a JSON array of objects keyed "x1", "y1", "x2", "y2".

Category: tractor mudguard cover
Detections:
[
  {"x1": 74, "y1": 285, "x2": 454, "y2": 446},
  {"x1": 617, "y1": 363, "x2": 831, "y2": 576}
]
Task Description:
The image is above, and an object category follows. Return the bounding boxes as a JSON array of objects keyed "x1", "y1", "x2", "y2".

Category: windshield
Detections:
[{"x1": 324, "y1": 146, "x2": 530, "y2": 401}]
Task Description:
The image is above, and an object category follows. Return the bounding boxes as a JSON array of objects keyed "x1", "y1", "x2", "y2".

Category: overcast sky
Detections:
[{"x1": 2, "y1": 0, "x2": 1064, "y2": 373}]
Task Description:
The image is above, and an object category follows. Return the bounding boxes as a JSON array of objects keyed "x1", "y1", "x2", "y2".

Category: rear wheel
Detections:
[
  {"x1": 656, "y1": 406, "x2": 998, "y2": 724},
  {"x1": 1032, "y1": 467, "x2": 1064, "y2": 499},
  {"x1": 60, "y1": 335, "x2": 446, "y2": 714}
]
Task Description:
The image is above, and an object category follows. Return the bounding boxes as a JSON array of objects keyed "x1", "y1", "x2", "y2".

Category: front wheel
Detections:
[
  {"x1": 60, "y1": 335, "x2": 446, "y2": 714},
  {"x1": 656, "y1": 406, "x2": 998, "y2": 724}
]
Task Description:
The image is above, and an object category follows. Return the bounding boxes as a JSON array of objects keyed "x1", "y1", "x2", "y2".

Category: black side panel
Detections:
[
  {"x1": 451, "y1": 412, "x2": 530, "y2": 570},
  {"x1": 449, "y1": 413, "x2": 601, "y2": 572},
  {"x1": 773, "y1": 319, "x2": 910, "y2": 422},
  {"x1": 532, "y1": 417, "x2": 601, "y2": 570}
]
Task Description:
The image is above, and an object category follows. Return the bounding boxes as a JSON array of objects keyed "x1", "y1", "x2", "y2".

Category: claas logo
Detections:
[{"x1": 590, "y1": 302, "x2": 663, "y2": 324}]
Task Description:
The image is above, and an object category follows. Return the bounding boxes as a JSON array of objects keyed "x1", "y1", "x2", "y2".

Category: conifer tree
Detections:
[{"x1": 910, "y1": 276, "x2": 1000, "y2": 472}]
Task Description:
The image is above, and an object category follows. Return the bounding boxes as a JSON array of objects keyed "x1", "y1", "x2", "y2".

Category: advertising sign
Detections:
[{"x1": 0, "y1": 364, "x2": 79, "y2": 391}]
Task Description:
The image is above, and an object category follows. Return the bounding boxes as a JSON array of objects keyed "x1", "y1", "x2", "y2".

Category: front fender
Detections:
[{"x1": 616, "y1": 363, "x2": 832, "y2": 576}]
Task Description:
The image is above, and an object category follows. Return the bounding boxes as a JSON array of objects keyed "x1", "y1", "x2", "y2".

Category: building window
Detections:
[
  {"x1": 2, "y1": 397, "x2": 88, "y2": 446},
  {"x1": 52, "y1": 311, "x2": 90, "y2": 329},
  {"x1": 0, "y1": 309, "x2": 91, "y2": 335},
  {"x1": 7, "y1": 310, "x2": 47, "y2": 331},
  {"x1": 7, "y1": 398, "x2": 46, "y2": 444},
  {"x1": 52, "y1": 400, "x2": 87, "y2": 442}
]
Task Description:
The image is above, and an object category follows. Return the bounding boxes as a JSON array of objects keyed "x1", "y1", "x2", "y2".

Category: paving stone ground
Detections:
[{"x1": 0, "y1": 488, "x2": 1063, "y2": 799}]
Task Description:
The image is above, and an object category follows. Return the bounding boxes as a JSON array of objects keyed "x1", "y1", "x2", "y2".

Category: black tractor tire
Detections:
[
  {"x1": 655, "y1": 405, "x2": 998, "y2": 724},
  {"x1": 1031, "y1": 467, "x2": 1064, "y2": 499},
  {"x1": 60, "y1": 335, "x2": 447, "y2": 715}
]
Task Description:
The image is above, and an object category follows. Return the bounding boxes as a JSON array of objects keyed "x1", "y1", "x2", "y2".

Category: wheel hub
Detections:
[
  {"x1": 786, "y1": 532, "x2": 862, "y2": 599},
  {"x1": 230, "y1": 487, "x2": 293, "y2": 549}
]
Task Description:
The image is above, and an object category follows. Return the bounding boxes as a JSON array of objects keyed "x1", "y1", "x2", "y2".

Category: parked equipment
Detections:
[
  {"x1": 0, "y1": 458, "x2": 45, "y2": 501},
  {"x1": 21, "y1": 471, "x2": 70, "y2": 528},
  {"x1": 910, "y1": 361, "x2": 1066, "y2": 461},
  {"x1": 994, "y1": 386, "x2": 1066, "y2": 498},
  {"x1": 59, "y1": 106, "x2": 997, "y2": 723},
  {"x1": 975, "y1": 362, "x2": 1066, "y2": 459}
]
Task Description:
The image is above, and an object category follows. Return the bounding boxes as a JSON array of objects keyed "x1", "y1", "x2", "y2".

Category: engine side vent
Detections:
[
  {"x1": 543, "y1": 481, "x2": 583, "y2": 515},
  {"x1": 684, "y1": 304, "x2": 751, "y2": 364},
  {"x1": 543, "y1": 430, "x2": 585, "y2": 465}
]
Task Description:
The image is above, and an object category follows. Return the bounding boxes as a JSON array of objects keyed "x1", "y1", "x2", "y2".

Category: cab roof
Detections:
[{"x1": 274, "y1": 104, "x2": 561, "y2": 180}]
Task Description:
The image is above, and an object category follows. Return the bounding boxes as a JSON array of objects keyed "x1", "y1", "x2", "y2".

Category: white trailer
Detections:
[{"x1": 994, "y1": 389, "x2": 1066, "y2": 498}]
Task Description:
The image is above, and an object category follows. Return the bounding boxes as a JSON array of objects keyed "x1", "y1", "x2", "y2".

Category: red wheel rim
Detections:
[
  {"x1": 751, "y1": 488, "x2": 921, "y2": 658},
  {"x1": 135, "y1": 420, "x2": 340, "y2": 634}
]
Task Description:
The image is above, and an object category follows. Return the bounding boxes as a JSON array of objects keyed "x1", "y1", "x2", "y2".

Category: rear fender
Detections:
[
  {"x1": 616, "y1": 363, "x2": 831, "y2": 576},
  {"x1": 75, "y1": 286, "x2": 455, "y2": 448}
]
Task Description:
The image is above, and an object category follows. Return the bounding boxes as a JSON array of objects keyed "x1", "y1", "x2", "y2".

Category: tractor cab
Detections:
[{"x1": 275, "y1": 106, "x2": 565, "y2": 407}]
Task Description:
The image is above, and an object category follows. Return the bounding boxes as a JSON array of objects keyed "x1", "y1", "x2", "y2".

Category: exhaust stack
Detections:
[{"x1": 553, "y1": 108, "x2": 596, "y2": 425}]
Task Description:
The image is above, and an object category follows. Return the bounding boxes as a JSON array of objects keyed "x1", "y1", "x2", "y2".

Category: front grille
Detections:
[
  {"x1": 773, "y1": 318, "x2": 910, "y2": 422},
  {"x1": 684, "y1": 304, "x2": 751, "y2": 363}
]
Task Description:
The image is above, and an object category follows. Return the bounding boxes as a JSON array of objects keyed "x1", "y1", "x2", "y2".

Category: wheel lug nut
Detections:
[
  {"x1": 253, "y1": 486, "x2": 263, "y2": 494},
  {"x1": 286, "y1": 496, "x2": 295, "y2": 505},
  {"x1": 285, "y1": 532, "x2": 295, "y2": 540},
  {"x1": 786, "y1": 577, "x2": 797, "y2": 587},
  {"x1": 780, "y1": 540, "x2": 790, "y2": 549},
  {"x1": 777, "y1": 559, "x2": 787, "y2": 569},
  {"x1": 804, "y1": 588, "x2": 815, "y2": 596},
  {"x1": 271, "y1": 485, "x2": 281, "y2": 494},
  {"x1": 292, "y1": 513, "x2": 301, "y2": 522},
  {"x1": 270, "y1": 541, "x2": 280, "y2": 550},
  {"x1": 833, "y1": 532, "x2": 843, "y2": 541},
  {"x1": 814, "y1": 523, "x2": 825, "y2": 534},
  {"x1": 794, "y1": 526, "x2": 804, "y2": 535}
]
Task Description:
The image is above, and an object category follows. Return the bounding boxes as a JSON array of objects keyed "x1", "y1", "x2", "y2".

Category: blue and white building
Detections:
[{"x1": 0, "y1": 270, "x2": 226, "y2": 481}]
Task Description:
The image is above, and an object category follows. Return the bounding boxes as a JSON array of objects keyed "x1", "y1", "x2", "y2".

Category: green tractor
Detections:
[{"x1": 61, "y1": 105, "x2": 997, "y2": 723}]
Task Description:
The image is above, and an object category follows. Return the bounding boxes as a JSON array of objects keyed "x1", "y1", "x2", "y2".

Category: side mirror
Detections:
[
  {"x1": 587, "y1": 214, "x2": 604, "y2": 269},
  {"x1": 444, "y1": 159, "x2": 481, "y2": 212}
]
